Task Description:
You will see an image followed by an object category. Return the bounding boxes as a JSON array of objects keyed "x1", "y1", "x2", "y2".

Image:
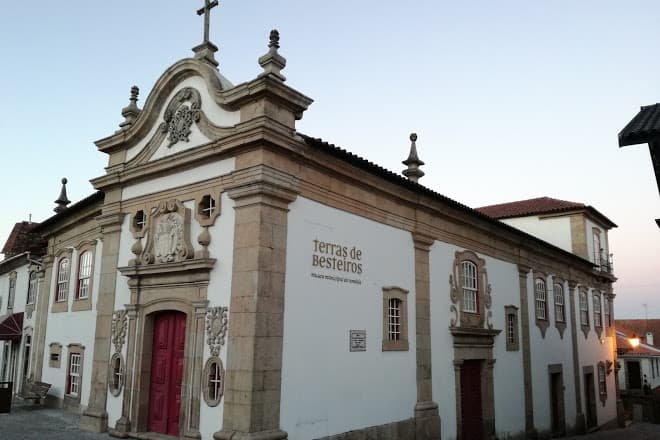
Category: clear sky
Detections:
[{"x1": 1, "y1": 1, "x2": 658, "y2": 318}]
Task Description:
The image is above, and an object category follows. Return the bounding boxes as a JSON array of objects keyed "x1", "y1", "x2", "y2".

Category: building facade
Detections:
[{"x1": 0, "y1": 13, "x2": 621, "y2": 440}]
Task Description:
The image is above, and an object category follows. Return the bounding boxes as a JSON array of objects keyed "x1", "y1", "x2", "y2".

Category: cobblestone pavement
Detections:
[
  {"x1": 4, "y1": 400, "x2": 660, "y2": 440},
  {"x1": 0, "y1": 400, "x2": 109, "y2": 440}
]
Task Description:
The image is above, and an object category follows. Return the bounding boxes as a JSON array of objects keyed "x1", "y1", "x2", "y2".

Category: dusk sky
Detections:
[{"x1": 1, "y1": 1, "x2": 658, "y2": 318}]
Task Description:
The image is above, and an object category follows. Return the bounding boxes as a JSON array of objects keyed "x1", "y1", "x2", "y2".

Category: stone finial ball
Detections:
[
  {"x1": 410, "y1": 133, "x2": 417, "y2": 142},
  {"x1": 61, "y1": 178, "x2": 68, "y2": 184}
]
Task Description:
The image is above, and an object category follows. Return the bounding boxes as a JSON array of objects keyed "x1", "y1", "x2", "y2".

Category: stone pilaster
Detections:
[
  {"x1": 567, "y1": 280, "x2": 586, "y2": 434},
  {"x1": 114, "y1": 305, "x2": 139, "y2": 435},
  {"x1": 411, "y1": 233, "x2": 441, "y2": 440},
  {"x1": 184, "y1": 300, "x2": 209, "y2": 439},
  {"x1": 517, "y1": 265, "x2": 536, "y2": 436},
  {"x1": 80, "y1": 212, "x2": 125, "y2": 433},
  {"x1": 214, "y1": 165, "x2": 297, "y2": 440},
  {"x1": 31, "y1": 255, "x2": 53, "y2": 381}
]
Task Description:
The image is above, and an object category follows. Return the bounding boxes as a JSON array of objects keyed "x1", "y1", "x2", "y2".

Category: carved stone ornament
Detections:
[
  {"x1": 111, "y1": 310, "x2": 128, "y2": 354},
  {"x1": 141, "y1": 199, "x2": 194, "y2": 265},
  {"x1": 449, "y1": 250, "x2": 493, "y2": 330},
  {"x1": 162, "y1": 87, "x2": 202, "y2": 148},
  {"x1": 205, "y1": 306, "x2": 228, "y2": 356}
]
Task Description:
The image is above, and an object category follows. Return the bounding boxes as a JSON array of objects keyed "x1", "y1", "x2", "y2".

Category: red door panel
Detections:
[
  {"x1": 460, "y1": 360, "x2": 483, "y2": 440},
  {"x1": 148, "y1": 311, "x2": 186, "y2": 436}
]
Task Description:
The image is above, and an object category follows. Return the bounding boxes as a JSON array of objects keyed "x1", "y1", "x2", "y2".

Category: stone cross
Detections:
[{"x1": 197, "y1": 0, "x2": 219, "y2": 43}]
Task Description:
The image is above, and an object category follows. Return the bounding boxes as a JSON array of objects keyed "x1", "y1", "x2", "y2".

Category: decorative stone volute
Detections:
[
  {"x1": 118, "y1": 86, "x2": 141, "y2": 131},
  {"x1": 402, "y1": 133, "x2": 425, "y2": 183},
  {"x1": 54, "y1": 178, "x2": 71, "y2": 213},
  {"x1": 258, "y1": 29, "x2": 287, "y2": 82}
]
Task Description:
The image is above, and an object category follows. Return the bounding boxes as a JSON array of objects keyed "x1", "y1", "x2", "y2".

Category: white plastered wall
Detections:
[
  {"x1": 41, "y1": 239, "x2": 102, "y2": 410},
  {"x1": 430, "y1": 245, "x2": 525, "y2": 439},
  {"x1": 280, "y1": 197, "x2": 416, "y2": 439},
  {"x1": 572, "y1": 286, "x2": 617, "y2": 427},
  {"x1": 525, "y1": 273, "x2": 577, "y2": 433},
  {"x1": 500, "y1": 216, "x2": 573, "y2": 254}
]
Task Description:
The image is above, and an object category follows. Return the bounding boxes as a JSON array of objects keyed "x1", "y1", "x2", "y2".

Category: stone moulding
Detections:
[{"x1": 449, "y1": 250, "x2": 493, "y2": 330}]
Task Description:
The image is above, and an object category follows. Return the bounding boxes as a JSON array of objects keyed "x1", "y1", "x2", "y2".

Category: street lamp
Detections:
[{"x1": 630, "y1": 334, "x2": 640, "y2": 348}]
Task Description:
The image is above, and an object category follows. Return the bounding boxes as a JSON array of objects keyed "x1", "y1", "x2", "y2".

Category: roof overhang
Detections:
[{"x1": 0, "y1": 312, "x2": 23, "y2": 341}]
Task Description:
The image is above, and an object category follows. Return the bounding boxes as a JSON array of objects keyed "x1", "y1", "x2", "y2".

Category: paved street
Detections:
[
  {"x1": 0, "y1": 400, "x2": 109, "y2": 440},
  {"x1": 4, "y1": 399, "x2": 660, "y2": 439}
]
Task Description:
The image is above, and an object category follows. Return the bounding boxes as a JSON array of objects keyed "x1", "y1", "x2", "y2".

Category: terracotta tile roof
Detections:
[
  {"x1": 1, "y1": 221, "x2": 45, "y2": 258},
  {"x1": 475, "y1": 196, "x2": 617, "y2": 228},
  {"x1": 616, "y1": 324, "x2": 660, "y2": 356},
  {"x1": 616, "y1": 319, "x2": 660, "y2": 347},
  {"x1": 619, "y1": 103, "x2": 660, "y2": 147}
]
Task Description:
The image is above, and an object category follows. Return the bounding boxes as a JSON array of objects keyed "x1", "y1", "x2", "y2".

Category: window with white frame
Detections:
[
  {"x1": 461, "y1": 261, "x2": 478, "y2": 313},
  {"x1": 76, "y1": 251, "x2": 92, "y2": 299},
  {"x1": 56, "y1": 258, "x2": 70, "y2": 302},
  {"x1": 535, "y1": 278, "x2": 547, "y2": 320},
  {"x1": 579, "y1": 291, "x2": 589, "y2": 327},
  {"x1": 67, "y1": 353, "x2": 81, "y2": 396},
  {"x1": 593, "y1": 294, "x2": 602, "y2": 328},
  {"x1": 26, "y1": 271, "x2": 37, "y2": 305},
  {"x1": 554, "y1": 283, "x2": 565, "y2": 322},
  {"x1": 387, "y1": 298, "x2": 402, "y2": 340}
]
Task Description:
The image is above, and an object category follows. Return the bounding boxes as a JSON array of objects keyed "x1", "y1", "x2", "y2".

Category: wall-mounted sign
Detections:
[
  {"x1": 350, "y1": 330, "x2": 366, "y2": 352},
  {"x1": 311, "y1": 239, "x2": 363, "y2": 285}
]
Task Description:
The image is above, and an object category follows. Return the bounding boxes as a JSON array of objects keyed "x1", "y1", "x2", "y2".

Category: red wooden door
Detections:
[
  {"x1": 460, "y1": 360, "x2": 483, "y2": 440},
  {"x1": 148, "y1": 311, "x2": 186, "y2": 436}
]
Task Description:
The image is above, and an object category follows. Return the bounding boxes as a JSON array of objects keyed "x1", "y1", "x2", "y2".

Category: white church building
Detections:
[{"x1": 0, "y1": 5, "x2": 621, "y2": 440}]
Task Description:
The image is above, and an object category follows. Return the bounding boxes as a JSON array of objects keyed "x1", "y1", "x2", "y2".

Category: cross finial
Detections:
[{"x1": 197, "y1": 0, "x2": 219, "y2": 43}]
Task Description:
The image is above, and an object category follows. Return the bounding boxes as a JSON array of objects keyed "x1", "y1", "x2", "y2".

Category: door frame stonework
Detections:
[
  {"x1": 451, "y1": 328, "x2": 500, "y2": 440},
  {"x1": 115, "y1": 258, "x2": 213, "y2": 439}
]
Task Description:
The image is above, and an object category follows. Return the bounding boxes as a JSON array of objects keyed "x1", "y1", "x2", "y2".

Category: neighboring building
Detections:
[
  {"x1": 476, "y1": 196, "x2": 617, "y2": 274},
  {"x1": 615, "y1": 320, "x2": 660, "y2": 392},
  {"x1": 618, "y1": 104, "x2": 660, "y2": 227},
  {"x1": 0, "y1": 221, "x2": 44, "y2": 395},
  {"x1": 0, "y1": 7, "x2": 621, "y2": 440}
]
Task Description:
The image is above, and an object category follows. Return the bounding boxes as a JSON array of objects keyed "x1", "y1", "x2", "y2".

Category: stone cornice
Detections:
[
  {"x1": 226, "y1": 165, "x2": 299, "y2": 208},
  {"x1": 118, "y1": 258, "x2": 216, "y2": 287}
]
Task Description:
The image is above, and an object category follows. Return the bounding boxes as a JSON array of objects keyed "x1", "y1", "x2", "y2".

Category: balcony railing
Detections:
[{"x1": 594, "y1": 250, "x2": 614, "y2": 274}]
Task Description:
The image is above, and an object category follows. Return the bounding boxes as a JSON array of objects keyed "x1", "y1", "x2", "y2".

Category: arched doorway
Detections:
[{"x1": 147, "y1": 311, "x2": 186, "y2": 436}]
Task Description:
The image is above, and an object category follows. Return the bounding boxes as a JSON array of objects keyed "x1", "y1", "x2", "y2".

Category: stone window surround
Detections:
[
  {"x1": 382, "y1": 286, "x2": 409, "y2": 351},
  {"x1": 202, "y1": 356, "x2": 224, "y2": 407},
  {"x1": 72, "y1": 241, "x2": 96, "y2": 312},
  {"x1": 64, "y1": 343, "x2": 85, "y2": 408},
  {"x1": 49, "y1": 342, "x2": 62, "y2": 368},
  {"x1": 52, "y1": 250, "x2": 72, "y2": 313},
  {"x1": 597, "y1": 361, "x2": 607, "y2": 406},
  {"x1": 534, "y1": 271, "x2": 550, "y2": 338},
  {"x1": 108, "y1": 352, "x2": 124, "y2": 397},
  {"x1": 26, "y1": 270, "x2": 38, "y2": 305},
  {"x1": 451, "y1": 250, "x2": 490, "y2": 329},
  {"x1": 504, "y1": 305, "x2": 519, "y2": 351},
  {"x1": 194, "y1": 188, "x2": 222, "y2": 228},
  {"x1": 553, "y1": 278, "x2": 567, "y2": 339},
  {"x1": 592, "y1": 291, "x2": 603, "y2": 339},
  {"x1": 579, "y1": 289, "x2": 590, "y2": 339}
]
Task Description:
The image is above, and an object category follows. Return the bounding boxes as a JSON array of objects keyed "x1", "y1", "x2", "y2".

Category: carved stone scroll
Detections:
[
  {"x1": 205, "y1": 306, "x2": 228, "y2": 356},
  {"x1": 111, "y1": 310, "x2": 128, "y2": 354}
]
